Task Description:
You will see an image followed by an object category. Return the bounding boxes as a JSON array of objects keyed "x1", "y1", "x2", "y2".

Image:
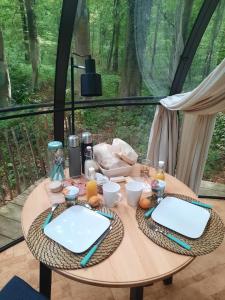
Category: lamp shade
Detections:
[{"x1": 80, "y1": 56, "x2": 102, "y2": 97}]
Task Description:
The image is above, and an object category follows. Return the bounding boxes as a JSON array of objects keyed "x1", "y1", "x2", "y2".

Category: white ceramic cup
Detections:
[
  {"x1": 125, "y1": 181, "x2": 143, "y2": 207},
  {"x1": 103, "y1": 182, "x2": 122, "y2": 208}
]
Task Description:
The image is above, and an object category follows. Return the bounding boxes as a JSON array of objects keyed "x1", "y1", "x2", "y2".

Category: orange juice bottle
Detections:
[
  {"x1": 155, "y1": 161, "x2": 165, "y2": 181},
  {"x1": 86, "y1": 167, "x2": 98, "y2": 200}
]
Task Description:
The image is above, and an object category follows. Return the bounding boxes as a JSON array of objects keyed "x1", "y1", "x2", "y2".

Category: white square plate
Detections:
[
  {"x1": 44, "y1": 205, "x2": 110, "y2": 253},
  {"x1": 151, "y1": 197, "x2": 210, "y2": 239}
]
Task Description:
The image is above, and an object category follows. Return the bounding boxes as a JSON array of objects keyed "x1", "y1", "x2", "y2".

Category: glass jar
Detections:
[
  {"x1": 47, "y1": 141, "x2": 65, "y2": 181},
  {"x1": 155, "y1": 160, "x2": 165, "y2": 181},
  {"x1": 84, "y1": 146, "x2": 98, "y2": 178}
]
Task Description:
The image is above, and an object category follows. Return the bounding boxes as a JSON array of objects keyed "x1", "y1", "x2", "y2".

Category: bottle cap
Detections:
[
  {"x1": 81, "y1": 132, "x2": 92, "y2": 144},
  {"x1": 68, "y1": 135, "x2": 79, "y2": 147},
  {"x1": 158, "y1": 161, "x2": 165, "y2": 168},
  {"x1": 48, "y1": 141, "x2": 63, "y2": 150}
]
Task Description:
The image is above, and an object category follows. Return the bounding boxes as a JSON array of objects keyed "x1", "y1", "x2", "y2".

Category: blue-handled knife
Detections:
[
  {"x1": 80, "y1": 226, "x2": 112, "y2": 267},
  {"x1": 95, "y1": 210, "x2": 114, "y2": 220},
  {"x1": 191, "y1": 201, "x2": 212, "y2": 209},
  {"x1": 144, "y1": 207, "x2": 155, "y2": 218}
]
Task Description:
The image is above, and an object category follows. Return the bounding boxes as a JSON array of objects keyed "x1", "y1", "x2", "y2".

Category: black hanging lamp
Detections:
[
  {"x1": 70, "y1": 53, "x2": 102, "y2": 134},
  {"x1": 80, "y1": 55, "x2": 102, "y2": 97}
]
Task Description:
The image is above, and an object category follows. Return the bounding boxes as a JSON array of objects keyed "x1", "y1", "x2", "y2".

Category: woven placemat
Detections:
[
  {"x1": 26, "y1": 201, "x2": 124, "y2": 269},
  {"x1": 136, "y1": 193, "x2": 225, "y2": 256}
]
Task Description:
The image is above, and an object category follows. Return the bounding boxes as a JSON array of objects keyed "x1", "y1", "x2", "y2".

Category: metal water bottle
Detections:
[
  {"x1": 81, "y1": 132, "x2": 93, "y2": 174},
  {"x1": 68, "y1": 135, "x2": 81, "y2": 178}
]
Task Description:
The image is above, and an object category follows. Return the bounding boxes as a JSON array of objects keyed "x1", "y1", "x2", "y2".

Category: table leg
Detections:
[
  {"x1": 40, "y1": 262, "x2": 52, "y2": 299},
  {"x1": 130, "y1": 286, "x2": 144, "y2": 300},
  {"x1": 163, "y1": 276, "x2": 173, "y2": 285}
]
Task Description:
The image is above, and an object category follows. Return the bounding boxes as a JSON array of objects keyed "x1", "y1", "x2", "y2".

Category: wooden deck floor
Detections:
[
  {"x1": 0, "y1": 196, "x2": 225, "y2": 299},
  {"x1": 0, "y1": 179, "x2": 43, "y2": 248},
  {"x1": 0, "y1": 179, "x2": 224, "y2": 249}
]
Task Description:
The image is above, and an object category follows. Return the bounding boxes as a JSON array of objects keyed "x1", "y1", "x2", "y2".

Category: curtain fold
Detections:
[
  {"x1": 176, "y1": 114, "x2": 216, "y2": 192},
  {"x1": 147, "y1": 106, "x2": 178, "y2": 175},
  {"x1": 147, "y1": 58, "x2": 225, "y2": 193}
]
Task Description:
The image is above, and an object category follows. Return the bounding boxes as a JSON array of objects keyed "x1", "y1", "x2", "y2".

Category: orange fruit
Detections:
[
  {"x1": 88, "y1": 194, "x2": 102, "y2": 207},
  {"x1": 139, "y1": 196, "x2": 152, "y2": 209}
]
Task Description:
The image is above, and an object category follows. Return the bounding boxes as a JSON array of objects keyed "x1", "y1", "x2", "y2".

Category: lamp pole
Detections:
[
  {"x1": 70, "y1": 56, "x2": 75, "y2": 135},
  {"x1": 70, "y1": 57, "x2": 85, "y2": 135}
]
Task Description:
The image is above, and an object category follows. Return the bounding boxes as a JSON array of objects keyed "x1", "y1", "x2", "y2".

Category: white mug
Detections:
[
  {"x1": 125, "y1": 181, "x2": 143, "y2": 207},
  {"x1": 103, "y1": 182, "x2": 122, "y2": 208}
]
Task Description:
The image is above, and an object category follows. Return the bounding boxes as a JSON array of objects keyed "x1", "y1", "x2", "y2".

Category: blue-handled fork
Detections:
[
  {"x1": 149, "y1": 223, "x2": 191, "y2": 250},
  {"x1": 42, "y1": 203, "x2": 59, "y2": 230}
]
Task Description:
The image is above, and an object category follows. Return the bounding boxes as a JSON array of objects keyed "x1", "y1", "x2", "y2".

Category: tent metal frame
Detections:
[{"x1": 0, "y1": 0, "x2": 224, "y2": 256}]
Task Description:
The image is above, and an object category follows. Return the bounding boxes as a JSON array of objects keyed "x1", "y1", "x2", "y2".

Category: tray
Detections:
[
  {"x1": 44, "y1": 205, "x2": 110, "y2": 253},
  {"x1": 99, "y1": 165, "x2": 133, "y2": 177},
  {"x1": 151, "y1": 196, "x2": 210, "y2": 239}
]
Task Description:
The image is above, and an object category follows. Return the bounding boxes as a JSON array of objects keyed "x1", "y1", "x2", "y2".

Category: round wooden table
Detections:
[{"x1": 21, "y1": 165, "x2": 196, "y2": 300}]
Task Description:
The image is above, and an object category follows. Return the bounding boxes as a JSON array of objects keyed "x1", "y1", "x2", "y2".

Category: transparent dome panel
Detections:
[{"x1": 135, "y1": 0, "x2": 204, "y2": 96}]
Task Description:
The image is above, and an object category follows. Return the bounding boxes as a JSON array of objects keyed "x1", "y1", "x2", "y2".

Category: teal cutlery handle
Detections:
[
  {"x1": 144, "y1": 207, "x2": 155, "y2": 218},
  {"x1": 80, "y1": 244, "x2": 98, "y2": 267},
  {"x1": 96, "y1": 210, "x2": 114, "y2": 220},
  {"x1": 166, "y1": 233, "x2": 191, "y2": 250},
  {"x1": 42, "y1": 212, "x2": 53, "y2": 230},
  {"x1": 191, "y1": 201, "x2": 212, "y2": 209}
]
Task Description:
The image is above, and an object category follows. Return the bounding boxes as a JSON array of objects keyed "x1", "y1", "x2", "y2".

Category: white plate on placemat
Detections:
[
  {"x1": 151, "y1": 197, "x2": 210, "y2": 239},
  {"x1": 44, "y1": 205, "x2": 110, "y2": 253}
]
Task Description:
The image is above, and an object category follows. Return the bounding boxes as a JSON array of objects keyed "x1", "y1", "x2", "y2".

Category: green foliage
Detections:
[
  {"x1": 9, "y1": 64, "x2": 32, "y2": 103},
  {"x1": 204, "y1": 113, "x2": 225, "y2": 180},
  {"x1": 101, "y1": 74, "x2": 120, "y2": 97},
  {"x1": 0, "y1": 0, "x2": 224, "y2": 190}
]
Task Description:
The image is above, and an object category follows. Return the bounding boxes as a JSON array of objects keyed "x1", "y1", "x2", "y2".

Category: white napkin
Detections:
[
  {"x1": 93, "y1": 143, "x2": 128, "y2": 170},
  {"x1": 112, "y1": 138, "x2": 138, "y2": 165}
]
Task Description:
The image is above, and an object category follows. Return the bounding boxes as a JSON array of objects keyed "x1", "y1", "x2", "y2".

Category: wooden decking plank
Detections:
[
  {"x1": 0, "y1": 203, "x2": 22, "y2": 222},
  {"x1": 11, "y1": 194, "x2": 27, "y2": 206},
  {"x1": 11, "y1": 178, "x2": 45, "y2": 206},
  {"x1": 201, "y1": 180, "x2": 225, "y2": 192},
  {"x1": 0, "y1": 235, "x2": 13, "y2": 248},
  {"x1": 199, "y1": 187, "x2": 225, "y2": 197},
  {"x1": 0, "y1": 215, "x2": 22, "y2": 239}
]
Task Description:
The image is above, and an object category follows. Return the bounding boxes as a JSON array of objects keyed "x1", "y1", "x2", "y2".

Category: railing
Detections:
[
  {"x1": 0, "y1": 97, "x2": 224, "y2": 252},
  {"x1": 0, "y1": 96, "x2": 161, "y2": 120},
  {"x1": 0, "y1": 97, "x2": 160, "y2": 205}
]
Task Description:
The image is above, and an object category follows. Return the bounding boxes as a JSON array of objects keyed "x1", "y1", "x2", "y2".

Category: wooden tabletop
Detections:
[{"x1": 21, "y1": 165, "x2": 196, "y2": 288}]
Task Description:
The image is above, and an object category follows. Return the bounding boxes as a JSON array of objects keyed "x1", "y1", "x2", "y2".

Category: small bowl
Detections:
[{"x1": 63, "y1": 186, "x2": 79, "y2": 201}]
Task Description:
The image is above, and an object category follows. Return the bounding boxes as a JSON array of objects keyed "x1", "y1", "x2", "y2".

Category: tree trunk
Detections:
[
  {"x1": 203, "y1": 1, "x2": 225, "y2": 78},
  {"x1": 168, "y1": 0, "x2": 193, "y2": 85},
  {"x1": 18, "y1": 0, "x2": 30, "y2": 62},
  {"x1": 73, "y1": 0, "x2": 90, "y2": 95},
  {"x1": 182, "y1": 0, "x2": 194, "y2": 42},
  {"x1": 107, "y1": 0, "x2": 120, "y2": 72},
  {"x1": 74, "y1": 0, "x2": 90, "y2": 57},
  {"x1": 98, "y1": 19, "x2": 105, "y2": 68},
  {"x1": 150, "y1": 1, "x2": 161, "y2": 73},
  {"x1": 0, "y1": 29, "x2": 11, "y2": 107},
  {"x1": 112, "y1": 0, "x2": 120, "y2": 72},
  {"x1": 120, "y1": 0, "x2": 141, "y2": 97},
  {"x1": 24, "y1": 0, "x2": 39, "y2": 91},
  {"x1": 217, "y1": 26, "x2": 225, "y2": 65},
  {"x1": 107, "y1": 25, "x2": 115, "y2": 71}
]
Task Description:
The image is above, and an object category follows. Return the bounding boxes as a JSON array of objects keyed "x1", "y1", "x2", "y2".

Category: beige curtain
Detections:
[
  {"x1": 147, "y1": 58, "x2": 225, "y2": 193},
  {"x1": 147, "y1": 106, "x2": 178, "y2": 174}
]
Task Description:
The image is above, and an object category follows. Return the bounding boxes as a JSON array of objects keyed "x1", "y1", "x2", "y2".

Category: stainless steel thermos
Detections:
[
  {"x1": 68, "y1": 135, "x2": 81, "y2": 178},
  {"x1": 81, "y1": 132, "x2": 93, "y2": 174}
]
